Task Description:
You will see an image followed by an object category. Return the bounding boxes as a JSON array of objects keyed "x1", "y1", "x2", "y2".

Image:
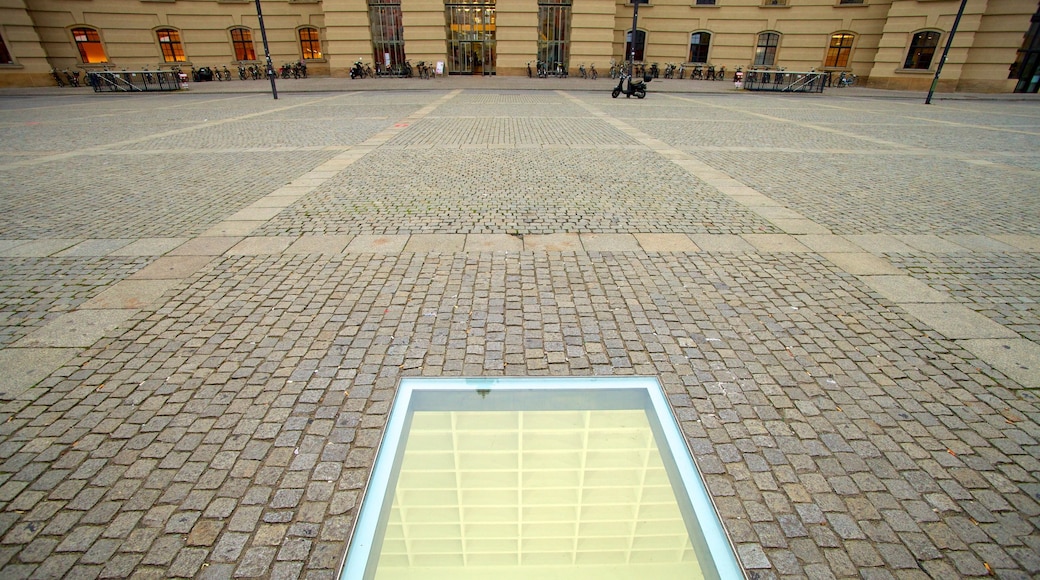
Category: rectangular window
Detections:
[
  {"x1": 825, "y1": 33, "x2": 854, "y2": 68},
  {"x1": 299, "y1": 28, "x2": 322, "y2": 60},
  {"x1": 73, "y1": 28, "x2": 108, "y2": 64},
  {"x1": 231, "y1": 28, "x2": 256, "y2": 61},
  {"x1": 371, "y1": 0, "x2": 406, "y2": 74},
  {"x1": 538, "y1": 0, "x2": 571, "y2": 74},
  {"x1": 445, "y1": 3, "x2": 496, "y2": 75},
  {"x1": 689, "y1": 32, "x2": 710, "y2": 63},
  {"x1": 904, "y1": 31, "x2": 940, "y2": 69},
  {"x1": 157, "y1": 29, "x2": 186, "y2": 63}
]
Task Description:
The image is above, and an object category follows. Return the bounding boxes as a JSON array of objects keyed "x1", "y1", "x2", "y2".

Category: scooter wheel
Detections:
[
  {"x1": 611, "y1": 88, "x2": 620, "y2": 98},
  {"x1": 635, "y1": 89, "x2": 646, "y2": 99}
]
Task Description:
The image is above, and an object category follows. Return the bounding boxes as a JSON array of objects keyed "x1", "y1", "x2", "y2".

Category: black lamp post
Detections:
[
  {"x1": 628, "y1": 0, "x2": 646, "y2": 77},
  {"x1": 925, "y1": 0, "x2": 969, "y2": 104},
  {"x1": 254, "y1": 0, "x2": 278, "y2": 99}
]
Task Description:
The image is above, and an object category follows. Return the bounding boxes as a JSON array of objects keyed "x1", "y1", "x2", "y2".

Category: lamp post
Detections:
[
  {"x1": 254, "y1": 0, "x2": 278, "y2": 99},
  {"x1": 925, "y1": 0, "x2": 969, "y2": 104},
  {"x1": 628, "y1": 0, "x2": 646, "y2": 77}
]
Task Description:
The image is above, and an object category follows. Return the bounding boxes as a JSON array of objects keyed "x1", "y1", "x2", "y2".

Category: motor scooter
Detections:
[
  {"x1": 611, "y1": 72, "x2": 650, "y2": 99},
  {"x1": 350, "y1": 60, "x2": 364, "y2": 79}
]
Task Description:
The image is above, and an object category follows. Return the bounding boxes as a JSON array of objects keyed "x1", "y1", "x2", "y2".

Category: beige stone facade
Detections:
[{"x1": 0, "y1": 0, "x2": 1036, "y2": 91}]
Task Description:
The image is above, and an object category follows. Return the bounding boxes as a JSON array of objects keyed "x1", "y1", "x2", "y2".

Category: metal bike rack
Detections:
[
  {"x1": 87, "y1": 70, "x2": 184, "y2": 92},
  {"x1": 741, "y1": 70, "x2": 826, "y2": 93}
]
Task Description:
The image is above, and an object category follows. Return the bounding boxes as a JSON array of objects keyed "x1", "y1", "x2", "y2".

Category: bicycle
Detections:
[
  {"x1": 589, "y1": 63, "x2": 598, "y2": 80},
  {"x1": 578, "y1": 63, "x2": 587, "y2": 79},
  {"x1": 837, "y1": 71, "x2": 856, "y2": 87}
]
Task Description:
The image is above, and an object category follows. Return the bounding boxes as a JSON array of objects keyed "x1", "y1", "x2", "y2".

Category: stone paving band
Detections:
[{"x1": 0, "y1": 84, "x2": 1037, "y2": 578}]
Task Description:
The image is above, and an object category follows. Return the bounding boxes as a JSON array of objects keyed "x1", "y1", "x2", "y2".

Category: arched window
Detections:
[
  {"x1": 0, "y1": 31, "x2": 13, "y2": 65},
  {"x1": 754, "y1": 32, "x2": 779, "y2": 66},
  {"x1": 689, "y1": 32, "x2": 711, "y2": 63},
  {"x1": 72, "y1": 27, "x2": 108, "y2": 64},
  {"x1": 904, "y1": 31, "x2": 940, "y2": 69},
  {"x1": 625, "y1": 29, "x2": 646, "y2": 62},
  {"x1": 230, "y1": 28, "x2": 256, "y2": 61},
  {"x1": 825, "y1": 32, "x2": 854, "y2": 68},
  {"x1": 299, "y1": 27, "x2": 322, "y2": 60},
  {"x1": 156, "y1": 29, "x2": 186, "y2": 63}
]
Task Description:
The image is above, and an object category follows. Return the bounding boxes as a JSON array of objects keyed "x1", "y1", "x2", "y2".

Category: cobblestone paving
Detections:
[
  {"x1": 0, "y1": 152, "x2": 338, "y2": 239},
  {"x1": 888, "y1": 253, "x2": 1040, "y2": 343},
  {"x1": 0, "y1": 87, "x2": 1038, "y2": 580},
  {"x1": 0, "y1": 257, "x2": 152, "y2": 348},
  {"x1": 259, "y1": 148, "x2": 771, "y2": 236},
  {"x1": 685, "y1": 152, "x2": 1040, "y2": 235}
]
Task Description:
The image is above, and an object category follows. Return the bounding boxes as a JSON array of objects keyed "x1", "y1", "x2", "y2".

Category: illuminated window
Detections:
[
  {"x1": 689, "y1": 31, "x2": 710, "y2": 63},
  {"x1": 157, "y1": 29, "x2": 186, "y2": 63},
  {"x1": 754, "y1": 31, "x2": 780, "y2": 66},
  {"x1": 825, "y1": 33, "x2": 854, "y2": 68},
  {"x1": 231, "y1": 28, "x2": 256, "y2": 61},
  {"x1": 72, "y1": 28, "x2": 108, "y2": 64},
  {"x1": 299, "y1": 27, "x2": 322, "y2": 60},
  {"x1": 904, "y1": 31, "x2": 940, "y2": 69}
]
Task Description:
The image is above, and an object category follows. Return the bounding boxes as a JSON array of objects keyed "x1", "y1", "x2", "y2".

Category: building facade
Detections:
[{"x1": 1, "y1": 0, "x2": 1038, "y2": 91}]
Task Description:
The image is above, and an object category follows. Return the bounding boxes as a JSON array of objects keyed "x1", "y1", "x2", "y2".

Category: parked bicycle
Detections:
[
  {"x1": 589, "y1": 63, "x2": 598, "y2": 80},
  {"x1": 63, "y1": 69, "x2": 81, "y2": 87},
  {"x1": 837, "y1": 71, "x2": 856, "y2": 87},
  {"x1": 417, "y1": 61, "x2": 434, "y2": 79}
]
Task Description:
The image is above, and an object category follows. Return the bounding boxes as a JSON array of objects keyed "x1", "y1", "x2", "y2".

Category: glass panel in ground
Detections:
[{"x1": 373, "y1": 407, "x2": 706, "y2": 579}]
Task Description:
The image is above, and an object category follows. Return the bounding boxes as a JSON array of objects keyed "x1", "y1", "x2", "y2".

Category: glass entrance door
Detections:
[{"x1": 446, "y1": 3, "x2": 496, "y2": 75}]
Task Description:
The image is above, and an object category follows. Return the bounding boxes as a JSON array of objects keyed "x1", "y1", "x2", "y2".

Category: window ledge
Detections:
[
  {"x1": 895, "y1": 68, "x2": 934, "y2": 74},
  {"x1": 760, "y1": 0, "x2": 790, "y2": 6},
  {"x1": 835, "y1": 0, "x2": 867, "y2": 5}
]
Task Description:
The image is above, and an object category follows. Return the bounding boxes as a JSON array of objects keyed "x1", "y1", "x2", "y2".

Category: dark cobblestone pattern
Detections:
[
  {"x1": 430, "y1": 93, "x2": 593, "y2": 118},
  {"x1": 850, "y1": 123, "x2": 1040, "y2": 155},
  {"x1": 116, "y1": 119, "x2": 407, "y2": 151},
  {"x1": 0, "y1": 256, "x2": 153, "y2": 348},
  {"x1": 638, "y1": 120, "x2": 896, "y2": 151},
  {"x1": 689, "y1": 152, "x2": 1040, "y2": 235},
  {"x1": 0, "y1": 250, "x2": 1037, "y2": 578},
  {"x1": 888, "y1": 253, "x2": 1040, "y2": 343},
  {"x1": 0, "y1": 98, "x2": 283, "y2": 153},
  {"x1": 257, "y1": 148, "x2": 778, "y2": 236},
  {"x1": 591, "y1": 101, "x2": 764, "y2": 121},
  {"x1": 383, "y1": 117, "x2": 642, "y2": 147},
  {"x1": 0, "y1": 151, "x2": 339, "y2": 239}
]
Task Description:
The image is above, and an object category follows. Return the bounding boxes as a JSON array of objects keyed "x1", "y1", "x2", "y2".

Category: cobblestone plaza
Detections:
[{"x1": 0, "y1": 81, "x2": 1038, "y2": 578}]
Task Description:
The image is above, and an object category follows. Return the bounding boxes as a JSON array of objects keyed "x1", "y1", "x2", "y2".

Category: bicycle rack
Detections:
[
  {"x1": 87, "y1": 70, "x2": 184, "y2": 92},
  {"x1": 741, "y1": 70, "x2": 826, "y2": 93}
]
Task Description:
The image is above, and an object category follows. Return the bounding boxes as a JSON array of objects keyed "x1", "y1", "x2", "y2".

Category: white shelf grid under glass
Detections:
[{"x1": 341, "y1": 377, "x2": 745, "y2": 580}]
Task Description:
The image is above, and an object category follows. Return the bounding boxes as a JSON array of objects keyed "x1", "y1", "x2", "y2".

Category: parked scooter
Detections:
[
  {"x1": 350, "y1": 60, "x2": 365, "y2": 79},
  {"x1": 611, "y1": 71, "x2": 650, "y2": 99}
]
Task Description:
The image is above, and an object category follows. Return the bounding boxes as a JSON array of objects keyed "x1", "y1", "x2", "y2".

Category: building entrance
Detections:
[{"x1": 446, "y1": 2, "x2": 496, "y2": 75}]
